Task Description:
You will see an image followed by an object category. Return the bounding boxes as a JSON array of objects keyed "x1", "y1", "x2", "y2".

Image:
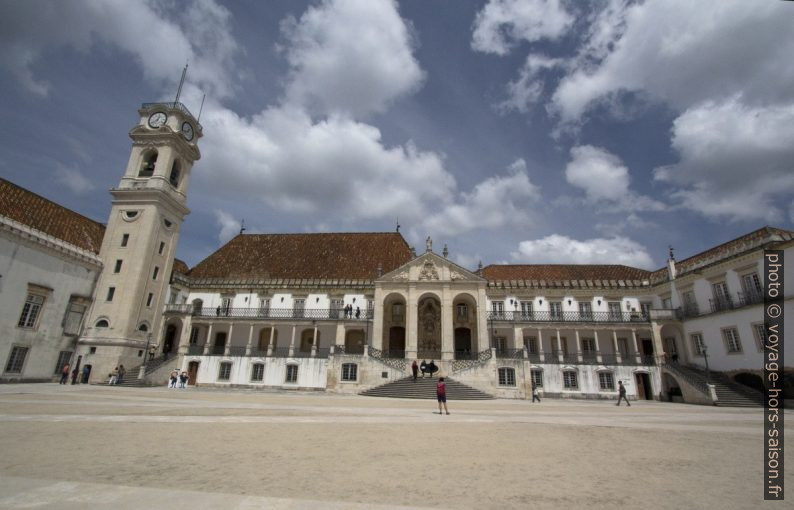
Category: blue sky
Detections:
[{"x1": 1, "y1": 0, "x2": 793, "y2": 270}]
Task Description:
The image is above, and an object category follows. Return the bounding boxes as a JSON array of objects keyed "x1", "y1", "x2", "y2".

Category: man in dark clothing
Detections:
[
  {"x1": 616, "y1": 380, "x2": 631, "y2": 406},
  {"x1": 411, "y1": 360, "x2": 418, "y2": 381}
]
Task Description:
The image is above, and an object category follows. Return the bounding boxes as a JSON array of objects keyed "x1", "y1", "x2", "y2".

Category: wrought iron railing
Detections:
[
  {"x1": 141, "y1": 102, "x2": 202, "y2": 130},
  {"x1": 451, "y1": 348, "x2": 492, "y2": 373},
  {"x1": 187, "y1": 345, "x2": 203, "y2": 355},
  {"x1": 737, "y1": 290, "x2": 763, "y2": 307},
  {"x1": 487, "y1": 311, "x2": 649, "y2": 323},
  {"x1": 495, "y1": 348, "x2": 524, "y2": 359},
  {"x1": 335, "y1": 345, "x2": 364, "y2": 355},
  {"x1": 184, "y1": 306, "x2": 373, "y2": 321},
  {"x1": 369, "y1": 347, "x2": 407, "y2": 371},
  {"x1": 709, "y1": 296, "x2": 734, "y2": 313}
]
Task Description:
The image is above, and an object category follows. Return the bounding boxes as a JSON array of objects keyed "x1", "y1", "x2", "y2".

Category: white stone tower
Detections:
[{"x1": 77, "y1": 102, "x2": 202, "y2": 381}]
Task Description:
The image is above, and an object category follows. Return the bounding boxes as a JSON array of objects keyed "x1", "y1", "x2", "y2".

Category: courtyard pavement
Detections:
[{"x1": 0, "y1": 383, "x2": 789, "y2": 509}]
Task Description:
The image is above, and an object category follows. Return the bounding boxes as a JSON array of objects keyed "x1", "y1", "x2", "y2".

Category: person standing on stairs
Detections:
[{"x1": 412, "y1": 360, "x2": 418, "y2": 381}]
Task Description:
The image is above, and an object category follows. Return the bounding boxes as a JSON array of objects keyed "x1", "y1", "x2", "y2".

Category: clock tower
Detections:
[{"x1": 77, "y1": 102, "x2": 202, "y2": 381}]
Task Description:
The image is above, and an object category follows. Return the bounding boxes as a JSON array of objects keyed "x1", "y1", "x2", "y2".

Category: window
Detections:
[
  {"x1": 494, "y1": 336, "x2": 507, "y2": 350},
  {"x1": 18, "y1": 293, "x2": 45, "y2": 328},
  {"x1": 218, "y1": 362, "x2": 232, "y2": 381},
  {"x1": 491, "y1": 300, "x2": 504, "y2": 318},
  {"x1": 722, "y1": 328, "x2": 742, "y2": 353},
  {"x1": 62, "y1": 300, "x2": 86, "y2": 336},
  {"x1": 124, "y1": 210, "x2": 138, "y2": 219},
  {"x1": 293, "y1": 299, "x2": 305, "y2": 318},
  {"x1": 89, "y1": 346, "x2": 97, "y2": 354},
  {"x1": 640, "y1": 302, "x2": 651, "y2": 317},
  {"x1": 682, "y1": 290, "x2": 698, "y2": 316},
  {"x1": 95, "y1": 319, "x2": 109, "y2": 328},
  {"x1": 139, "y1": 151, "x2": 157, "y2": 177},
  {"x1": 456, "y1": 304, "x2": 468, "y2": 321},
  {"x1": 691, "y1": 333, "x2": 705, "y2": 356},
  {"x1": 560, "y1": 337, "x2": 569, "y2": 355},
  {"x1": 563, "y1": 370, "x2": 578, "y2": 389},
  {"x1": 578, "y1": 302, "x2": 592, "y2": 319},
  {"x1": 582, "y1": 338, "x2": 596, "y2": 354},
  {"x1": 159, "y1": 241, "x2": 165, "y2": 255},
  {"x1": 220, "y1": 297, "x2": 233, "y2": 316},
  {"x1": 712, "y1": 282, "x2": 731, "y2": 310},
  {"x1": 617, "y1": 338, "x2": 629, "y2": 356},
  {"x1": 5, "y1": 346, "x2": 29, "y2": 373},
  {"x1": 341, "y1": 363, "x2": 358, "y2": 381},
  {"x1": 285, "y1": 365, "x2": 298, "y2": 383},
  {"x1": 106, "y1": 287, "x2": 115, "y2": 302},
  {"x1": 138, "y1": 323, "x2": 148, "y2": 332},
  {"x1": 549, "y1": 302, "x2": 562, "y2": 320},
  {"x1": 152, "y1": 267, "x2": 159, "y2": 280},
  {"x1": 741, "y1": 272, "x2": 762, "y2": 295},
  {"x1": 498, "y1": 367, "x2": 516, "y2": 386},
  {"x1": 251, "y1": 363, "x2": 264, "y2": 382},
  {"x1": 524, "y1": 336, "x2": 538, "y2": 354},
  {"x1": 608, "y1": 301, "x2": 622, "y2": 319},
  {"x1": 189, "y1": 327, "x2": 199, "y2": 345},
  {"x1": 114, "y1": 260, "x2": 122, "y2": 273},
  {"x1": 752, "y1": 323, "x2": 766, "y2": 351},
  {"x1": 146, "y1": 293, "x2": 153, "y2": 307},
  {"x1": 598, "y1": 371, "x2": 615, "y2": 390},
  {"x1": 121, "y1": 233, "x2": 129, "y2": 247},
  {"x1": 530, "y1": 369, "x2": 543, "y2": 388},
  {"x1": 53, "y1": 351, "x2": 72, "y2": 375},
  {"x1": 520, "y1": 301, "x2": 533, "y2": 319},
  {"x1": 259, "y1": 298, "x2": 271, "y2": 317}
]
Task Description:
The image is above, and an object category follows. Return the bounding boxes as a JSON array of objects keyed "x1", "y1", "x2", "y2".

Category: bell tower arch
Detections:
[{"x1": 77, "y1": 102, "x2": 202, "y2": 379}]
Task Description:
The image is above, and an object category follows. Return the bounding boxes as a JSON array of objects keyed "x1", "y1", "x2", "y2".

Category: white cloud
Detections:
[
  {"x1": 0, "y1": 0, "x2": 238, "y2": 98},
  {"x1": 499, "y1": 53, "x2": 564, "y2": 113},
  {"x1": 55, "y1": 165, "x2": 95, "y2": 194},
  {"x1": 214, "y1": 209, "x2": 241, "y2": 245},
  {"x1": 655, "y1": 97, "x2": 794, "y2": 222},
  {"x1": 471, "y1": 0, "x2": 573, "y2": 56},
  {"x1": 422, "y1": 159, "x2": 541, "y2": 237},
  {"x1": 511, "y1": 234, "x2": 655, "y2": 269},
  {"x1": 565, "y1": 145, "x2": 664, "y2": 212},
  {"x1": 281, "y1": 0, "x2": 424, "y2": 117}
]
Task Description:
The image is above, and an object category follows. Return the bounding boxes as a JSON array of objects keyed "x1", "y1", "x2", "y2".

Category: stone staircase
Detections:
[
  {"x1": 360, "y1": 376, "x2": 494, "y2": 400},
  {"x1": 667, "y1": 363, "x2": 763, "y2": 407}
]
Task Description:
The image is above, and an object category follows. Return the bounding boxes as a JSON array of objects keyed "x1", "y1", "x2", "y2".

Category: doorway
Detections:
[
  {"x1": 454, "y1": 328, "x2": 471, "y2": 358},
  {"x1": 213, "y1": 332, "x2": 227, "y2": 355},
  {"x1": 635, "y1": 372, "x2": 653, "y2": 400},
  {"x1": 163, "y1": 324, "x2": 177, "y2": 354},
  {"x1": 187, "y1": 361, "x2": 199, "y2": 386},
  {"x1": 389, "y1": 327, "x2": 405, "y2": 355}
]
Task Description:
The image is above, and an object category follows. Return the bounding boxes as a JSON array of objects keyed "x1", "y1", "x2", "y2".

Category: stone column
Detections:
[
  {"x1": 311, "y1": 324, "x2": 318, "y2": 358},
  {"x1": 631, "y1": 328, "x2": 641, "y2": 363},
  {"x1": 575, "y1": 330, "x2": 583, "y2": 362},
  {"x1": 334, "y1": 323, "x2": 345, "y2": 347},
  {"x1": 477, "y1": 286, "x2": 489, "y2": 352},
  {"x1": 288, "y1": 324, "x2": 296, "y2": 357},
  {"x1": 224, "y1": 322, "x2": 234, "y2": 356},
  {"x1": 555, "y1": 329, "x2": 563, "y2": 362},
  {"x1": 371, "y1": 287, "x2": 384, "y2": 350},
  {"x1": 441, "y1": 285, "x2": 453, "y2": 360},
  {"x1": 612, "y1": 330, "x2": 621, "y2": 363},
  {"x1": 406, "y1": 285, "x2": 418, "y2": 358},
  {"x1": 177, "y1": 315, "x2": 193, "y2": 355},
  {"x1": 203, "y1": 323, "x2": 213, "y2": 355},
  {"x1": 650, "y1": 322, "x2": 665, "y2": 363},
  {"x1": 537, "y1": 328, "x2": 544, "y2": 362},
  {"x1": 593, "y1": 329, "x2": 602, "y2": 363},
  {"x1": 514, "y1": 326, "x2": 523, "y2": 350},
  {"x1": 267, "y1": 325, "x2": 275, "y2": 356},
  {"x1": 245, "y1": 323, "x2": 254, "y2": 356}
]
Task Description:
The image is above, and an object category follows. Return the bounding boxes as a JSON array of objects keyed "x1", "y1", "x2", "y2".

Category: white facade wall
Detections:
[{"x1": 183, "y1": 355, "x2": 327, "y2": 389}]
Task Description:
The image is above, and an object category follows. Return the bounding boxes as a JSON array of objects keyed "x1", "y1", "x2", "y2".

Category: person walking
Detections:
[
  {"x1": 437, "y1": 377, "x2": 450, "y2": 415},
  {"x1": 616, "y1": 380, "x2": 631, "y2": 406},
  {"x1": 169, "y1": 369, "x2": 179, "y2": 388},
  {"x1": 108, "y1": 367, "x2": 118, "y2": 385},
  {"x1": 179, "y1": 371, "x2": 188, "y2": 388},
  {"x1": 117, "y1": 364, "x2": 125, "y2": 385},
  {"x1": 59, "y1": 363, "x2": 70, "y2": 384},
  {"x1": 532, "y1": 383, "x2": 541, "y2": 403},
  {"x1": 411, "y1": 360, "x2": 418, "y2": 381}
]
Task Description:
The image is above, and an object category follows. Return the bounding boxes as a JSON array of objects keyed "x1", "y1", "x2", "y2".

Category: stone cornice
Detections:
[{"x1": 0, "y1": 215, "x2": 103, "y2": 268}]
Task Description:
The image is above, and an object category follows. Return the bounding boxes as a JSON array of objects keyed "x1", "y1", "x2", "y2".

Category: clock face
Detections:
[
  {"x1": 181, "y1": 121, "x2": 194, "y2": 141},
  {"x1": 147, "y1": 112, "x2": 167, "y2": 128}
]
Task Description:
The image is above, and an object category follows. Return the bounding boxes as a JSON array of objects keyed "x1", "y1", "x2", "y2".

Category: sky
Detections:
[{"x1": 1, "y1": 0, "x2": 793, "y2": 271}]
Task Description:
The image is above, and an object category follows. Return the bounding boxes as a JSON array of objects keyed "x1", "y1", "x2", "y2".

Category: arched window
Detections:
[
  {"x1": 95, "y1": 319, "x2": 109, "y2": 328},
  {"x1": 169, "y1": 160, "x2": 181, "y2": 187},
  {"x1": 138, "y1": 323, "x2": 148, "y2": 332},
  {"x1": 498, "y1": 367, "x2": 516, "y2": 386},
  {"x1": 139, "y1": 150, "x2": 157, "y2": 177}
]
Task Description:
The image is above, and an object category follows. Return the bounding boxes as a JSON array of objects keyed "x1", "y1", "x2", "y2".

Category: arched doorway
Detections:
[
  {"x1": 634, "y1": 372, "x2": 653, "y2": 400},
  {"x1": 389, "y1": 327, "x2": 405, "y2": 356},
  {"x1": 454, "y1": 328, "x2": 472, "y2": 359},
  {"x1": 187, "y1": 361, "x2": 199, "y2": 386},
  {"x1": 345, "y1": 329, "x2": 365, "y2": 354},
  {"x1": 382, "y1": 292, "x2": 406, "y2": 354},
  {"x1": 417, "y1": 295, "x2": 441, "y2": 358},
  {"x1": 734, "y1": 372, "x2": 765, "y2": 393},
  {"x1": 300, "y1": 329, "x2": 319, "y2": 354},
  {"x1": 163, "y1": 324, "x2": 178, "y2": 354}
]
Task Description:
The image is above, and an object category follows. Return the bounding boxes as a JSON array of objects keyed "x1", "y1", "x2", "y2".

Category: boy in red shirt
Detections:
[{"x1": 437, "y1": 377, "x2": 450, "y2": 415}]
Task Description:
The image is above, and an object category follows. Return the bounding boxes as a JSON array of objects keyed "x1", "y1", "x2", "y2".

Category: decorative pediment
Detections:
[{"x1": 377, "y1": 251, "x2": 485, "y2": 283}]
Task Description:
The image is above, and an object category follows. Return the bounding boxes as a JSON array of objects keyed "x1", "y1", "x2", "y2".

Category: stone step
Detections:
[{"x1": 360, "y1": 377, "x2": 494, "y2": 400}]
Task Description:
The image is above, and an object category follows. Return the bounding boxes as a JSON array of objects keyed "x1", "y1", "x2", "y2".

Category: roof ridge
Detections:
[{"x1": 0, "y1": 177, "x2": 105, "y2": 229}]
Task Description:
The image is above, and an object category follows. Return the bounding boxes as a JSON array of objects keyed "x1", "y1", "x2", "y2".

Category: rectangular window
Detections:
[
  {"x1": 560, "y1": 336, "x2": 569, "y2": 355},
  {"x1": 189, "y1": 327, "x2": 199, "y2": 345},
  {"x1": 582, "y1": 338, "x2": 596, "y2": 353},
  {"x1": 293, "y1": 299, "x2": 305, "y2": 318},
  {"x1": 722, "y1": 327, "x2": 742, "y2": 353},
  {"x1": 158, "y1": 241, "x2": 165, "y2": 255},
  {"x1": 491, "y1": 301, "x2": 504, "y2": 318},
  {"x1": 741, "y1": 272, "x2": 762, "y2": 295},
  {"x1": 598, "y1": 372, "x2": 615, "y2": 390},
  {"x1": 578, "y1": 302, "x2": 592, "y2": 319},
  {"x1": 62, "y1": 300, "x2": 86, "y2": 336},
  {"x1": 524, "y1": 336, "x2": 538, "y2": 354},
  {"x1": 285, "y1": 365, "x2": 298, "y2": 383},
  {"x1": 146, "y1": 293, "x2": 153, "y2": 307},
  {"x1": 617, "y1": 338, "x2": 629, "y2": 356},
  {"x1": 640, "y1": 302, "x2": 651, "y2": 317},
  {"x1": 530, "y1": 369, "x2": 543, "y2": 388},
  {"x1": 498, "y1": 367, "x2": 516, "y2": 386},
  {"x1": 563, "y1": 371, "x2": 578, "y2": 389},
  {"x1": 456, "y1": 304, "x2": 468, "y2": 321},
  {"x1": 341, "y1": 363, "x2": 358, "y2": 381},
  {"x1": 106, "y1": 287, "x2": 115, "y2": 302},
  {"x1": 251, "y1": 363, "x2": 264, "y2": 382},
  {"x1": 54, "y1": 351, "x2": 72, "y2": 375},
  {"x1": 608, "y1": 302, "x2": 622, "y2": 319},
  {"x1": 549, "y1": 302, "x2": 562, "y2": 320},
  {"x1": 752, "y1": 323, "x2": 766, "y2": 351},
  {"x1": 218, "y1": 362, "x2": 232, "y2": 381},
  {"x1": 152, "y1": 267, "x2": 159, "y2": 280},
  {"x1": 520, "y1": 301, "x2": 533, "y2": 319},
  {"x1": 494, "y1": 336, "x2": 507, "y2": 350},
  {"x1": 5, "y1": 346, "x2": 29, "y2": 373},
  {"x1": 712, "y1": 281, "x2": 731, "y2": 309},
  {"x1": 691, "y1": 333, "x2": 705, "y2": 356},
  {"x1": 114, "y1": 260, "x2": 122, "y2": 273},
  {"x1": 121, "y1": 233, "x2": 129, "y2": 247},
  {"x1": 682, "y1": 290, "x2": 698, "y2": 316},
  {"x1": 260, "y1": 298, "x2": 271, "y2": 317},
  {"x1": 18, "y1": 293, "x2": 45, "y2": 328}
]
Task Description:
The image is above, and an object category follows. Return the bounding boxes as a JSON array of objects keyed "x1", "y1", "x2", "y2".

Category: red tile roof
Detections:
[
  {"x1": 0, "y1": 178, "x2": 105, "y2": 253},
  {"x1": 172, "y1": 258, "x2": 189, "y2": 276},
  {"x1": 482, "y1": 264, "x2": 651, "y2": 283},
  {"x1": 188, "y1": 233, "x2": 413, "y2": 280}
]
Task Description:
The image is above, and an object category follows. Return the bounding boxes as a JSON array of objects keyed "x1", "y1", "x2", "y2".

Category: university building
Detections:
[{"x1": 1, "y1": 100, "x2": 792, "y2": 405}]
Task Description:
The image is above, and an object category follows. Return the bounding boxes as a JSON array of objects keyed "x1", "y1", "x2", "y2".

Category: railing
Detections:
[
  {"x1": 649, "y1": 309, "x2": 680, "y2": 321},
  {"x1": 187, "y1": 345, "x2": 203, "y2": 355},
  {"x1": 141, "y1": 102, "x2": 202, "y2": 130},
  {"x1": 680, "y1": 304, "x2": 700, "y2": 319},
  {"x1": 709, "y1": 296, "x2": 734, "y2": 313},
  {"x1": 336, "y1": 345, "x2": 364, "y2": 355},
  {"x1": 737, "y1": 290, "x2": 763, "y2": 307},
  {"x1": 210, "y1": 345, "x2": 225, "y2": 355},
  {"x1": 451, "y1": 348, "x2": 492, "y2": 373},
  {"x1": 495, "y1": 348, "x2": 524, "y2": 359},
  {"x1": 184, "y1": 307, "x2": 373, "y2": 321},
  {"x1": 454, "y1": 350, "x2": 479, "y2": 360},
  {"x1": 369, "y1": 347, "x2": 407, "y2": 371},
  {"x1": 487, "y1": 311, "x2": 649, "y2": 323},
  {"x1": 316, "y1": 348, "x2": 330, "y2": 359}
]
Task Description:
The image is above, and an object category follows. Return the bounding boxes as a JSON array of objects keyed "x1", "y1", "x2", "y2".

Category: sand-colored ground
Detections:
[{"x1": 0, "y1": 384, "x2": 789, "y2": 509}]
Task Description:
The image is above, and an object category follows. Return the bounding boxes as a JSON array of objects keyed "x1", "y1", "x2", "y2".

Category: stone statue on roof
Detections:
[{"x1": 426, "y1": 236, "x2": 432, "y2": 252}]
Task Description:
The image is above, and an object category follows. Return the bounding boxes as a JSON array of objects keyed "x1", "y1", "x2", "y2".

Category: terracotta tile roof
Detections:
[
  {"x1": 482, "y1": 264, "x2": 651, "y2": 283},
  {"x1": 172, "y1": 258, "x2": 189, "y2": 276},
  {"x1": 0, "y1": 178, "x2": 105, "y2": 253},
  {"x1": 188, "y1": 233, "x2": 413, "y2": 280}
]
